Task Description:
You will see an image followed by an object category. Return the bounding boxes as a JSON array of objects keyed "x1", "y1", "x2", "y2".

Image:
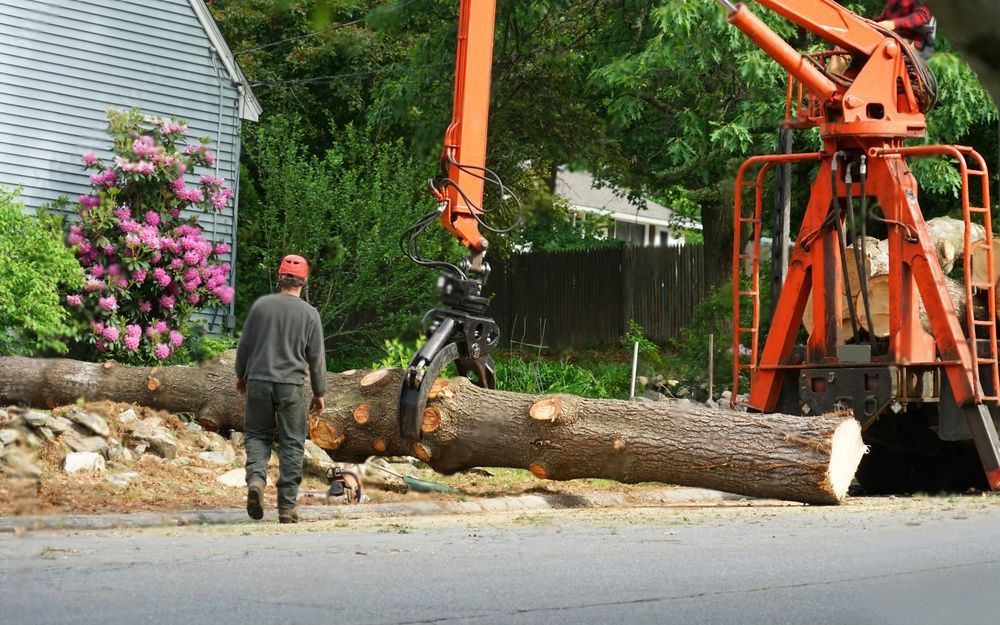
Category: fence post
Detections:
[{"x1": 621, "y1": 245, "x2": 634, "y2": 333}]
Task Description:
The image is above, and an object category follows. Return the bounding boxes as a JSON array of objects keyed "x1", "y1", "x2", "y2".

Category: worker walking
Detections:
[{"x1": 235, "y1": 254, "x2": 326, "y2": 523}]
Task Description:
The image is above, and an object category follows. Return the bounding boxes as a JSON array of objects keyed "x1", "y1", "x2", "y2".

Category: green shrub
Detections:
[
  {"x1": 239, "y1": 115, "x2": 458, "y2": 366},
  {"x1": 495, "y1": 355, "x2": 629, "y2": 399},
  {"x1": 0, "y1": 188, "x2": 83, "y2": 355},
  {"x1": 619, "y1": 319, "x2": 664, "y2": 374}
]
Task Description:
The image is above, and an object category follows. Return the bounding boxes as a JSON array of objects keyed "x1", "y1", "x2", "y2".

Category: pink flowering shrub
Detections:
[{"x1": 62, "y1": 109, "x2": 234, "y2": 363}]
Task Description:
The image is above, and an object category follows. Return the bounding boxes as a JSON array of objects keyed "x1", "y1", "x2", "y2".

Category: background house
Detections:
[
  {"x1": 554, "y1": 168, "x2": 701, "y2": 247},
  {"x1": 0, "y1": 0, "x2": 260, "y2": 330}
]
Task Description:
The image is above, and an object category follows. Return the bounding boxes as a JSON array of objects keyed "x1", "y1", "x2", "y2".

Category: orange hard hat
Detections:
[{"x1": 278, "y1": 254, "x2": 309, "y2": 279}]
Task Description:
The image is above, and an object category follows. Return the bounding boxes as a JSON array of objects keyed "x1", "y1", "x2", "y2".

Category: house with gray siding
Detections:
[{"x1": 0, "y1": 0, "x2": 260, "y2": 330}]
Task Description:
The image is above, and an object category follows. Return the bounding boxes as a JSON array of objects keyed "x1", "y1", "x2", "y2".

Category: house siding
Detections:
[{"x1": 0, "y1": 0, "x2": 245, "y2": 330}]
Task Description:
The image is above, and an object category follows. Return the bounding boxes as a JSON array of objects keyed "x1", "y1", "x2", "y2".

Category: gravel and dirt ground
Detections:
[{"x1": 0, "y1": 401, "x2": 672, "y2": 517}]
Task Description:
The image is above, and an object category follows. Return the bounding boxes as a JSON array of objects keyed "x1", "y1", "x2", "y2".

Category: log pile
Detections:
[
  {"x1": 803, "y1": 216, "x2": 992, "y2": 340},
  {"x1": 0, "y1": 355, "x2": 868, "y2": 505}
]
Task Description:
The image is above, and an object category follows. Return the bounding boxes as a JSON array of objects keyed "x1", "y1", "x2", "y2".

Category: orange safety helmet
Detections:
[{"x1": 278, "y1": 254, "x2": 309, "y2": 279}]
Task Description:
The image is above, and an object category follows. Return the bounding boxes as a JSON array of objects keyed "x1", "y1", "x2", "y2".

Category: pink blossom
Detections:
[
  {"x1": 144, "y1": 211, "x2": 160, "y2": 226},
  {"x1": 95, "y1": 340, "x2": 106, "y2": 354},
  {"x1": 119, "y1": 219, "x2": 140, "y2": 234},
  {"x1": 82, "y1": 151, "x2": 99, "y2": 166},
  {"x1": 132, "y1": 136, "x2": 159, "y2": 158},
  {"x1": 124, "y1": 233, "x2": 141, "y2": 247},
  {"x1": 107, "y1": 264, "x2": 121, "y2": 277},
  {"x1": 151, "y1": 251, "x2": 162, "y2": 264},
  {"x1": 135, "y1": 161, "x2": 156, "y2": 175},
  {"x1": 152, "y1": 320, "x2": 168, "y2": 334},
  {"x1": 114, "y1": 206, "x2": 131, "y2": 221},
  {"x1": 187, "y1": 292, "x2": 201, "y2": 305},
  {"x1": 132, "y1": 268, "x2": 148, "y2": 282},
  {"x1": 123, "y1": 334, "x2": 141, "y2": 352},
  {"x1": 78, "y1": 241, "x2": 93, "y2": 255},
  {"x1": 168, "y1": 330, "x2": 184, "y2": 348},
  {"x1": 171, "y1": 178, "x2": 186, "y2": 193},
  {"x1": 152, "y1": 268, "x2": 171, "y2": 288},
  {"x1": 154, "y1": 343, "x2": 171, "y2": 360},
  {"x1": 213, "y1": 242, "x2": 230, "y2": 256},
  {"x1": 98, "y1": 294, "x2": 117, "y2": 312},
  {"x1": 85, "y1": 279, "x2": 103, "y2": 293},
  {"x1": 90, "y1": 265, "x2": 106, "y2": 279},
  {"x1": 170, "y1": 208, "x2": 181, "y2": 218},
  {"x1": 67, "y1": 226, "x2": 84, "y2": 246},
  {"x1": 159, "y1": 294, "x2": 175, "y2": 309},
  {"x1": 115, "y1": 276, "x2": 128, "y2": 289},
  {"x1": 183, "y1": 250, "x2": 201, "y2": 265},
  {"x1": 92, "y1": 321, "x2": 105, "y2": 335},
  {"x1": 175, "y1": 162, "x2": 187, "y2": 175},
  {"x1": 103, "y1": 244, "x2": 117, "y2": 256},
  {"x1": 125, "y1": 324, "x2": 142, "y2": 338},
  {"x1": 66, "y1": 294, "x2": 83, "y2": 308},
  {"x1": 215, "y1": 286, "x2": 234, "y2": 305},
  {"x1": 79, "y1": 195, "x2": 100, "y2": 209},
  {"x1": 137, "y1": 300, "x2": 152, "y2": 314},
  {"x1": 203, "y1": 151, "x2": 216, "y2": 166},
  {"x1": 170, "y1": 258, "x2": 184, "y2": 271},
  {"x1": 89, "y1": 169, "x2": 116, "y2": 187},
  {"x1": 102, "y1": 326, "x2": 120, "y2": 343},
  {"x1": 184, "y1": 144, "x2": 200, "y2": 155}
]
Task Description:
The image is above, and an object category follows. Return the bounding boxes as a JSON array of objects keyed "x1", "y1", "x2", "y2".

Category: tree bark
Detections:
[
  {"x1": 0, "y1": 355, "x2": 866, "y2": 505},
  {"x1": 856, "y1": 274, "x2": 982, "y2": 338}
]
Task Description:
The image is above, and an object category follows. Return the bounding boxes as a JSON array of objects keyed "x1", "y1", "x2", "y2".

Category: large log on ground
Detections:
[{"x1": 0, "y1": 356, "x2": 867, "y2": 504}]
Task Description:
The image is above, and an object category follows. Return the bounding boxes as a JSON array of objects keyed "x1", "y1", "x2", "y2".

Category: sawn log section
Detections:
[{"x1": 0, "y1": 355, "x2": 866, "y2": 505}]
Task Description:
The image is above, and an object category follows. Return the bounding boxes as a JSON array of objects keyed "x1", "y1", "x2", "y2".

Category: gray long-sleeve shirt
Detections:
[{"x1": 234, "y1": 293, "x2": 327, "y2": 397}]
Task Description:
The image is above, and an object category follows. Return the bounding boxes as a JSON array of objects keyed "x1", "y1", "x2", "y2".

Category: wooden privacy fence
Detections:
[{"x1": 484, "y1": 245, "x2": 707, "y2": 348}]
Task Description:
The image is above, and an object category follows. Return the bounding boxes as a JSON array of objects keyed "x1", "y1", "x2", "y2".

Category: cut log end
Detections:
[
  {"x1": 412, "y1": 442, "x2": 432, "y2": 462},
  {"x1": 359, "y1": 369, "x2": 391, "y2": 389},
  {"x1": 826, "y1": 419, "x2": 868, "y2": 502},
  {"x1": 529, "y1": 398, "x2": 562, "y2": 422},
  {"x1": 428, "y1": 379, "x2": 455, "y2": 400},
  {"x1": 372, "y1": 439, "x2": 387, "y2": 453},
  {"x1": 353, "y1": 404, "x2": 370, "y2": 425},
  {"x1": 421, "y1": 407, "x2": 441, "y2": 433},
  {"x1": 528, "y1": 462, "x2": 548, "y2": 479}
]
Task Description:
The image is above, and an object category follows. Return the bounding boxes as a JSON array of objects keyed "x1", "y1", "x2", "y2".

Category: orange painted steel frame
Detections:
[
  {"x1": 432, "y1": 0, "x2": 497, "y2": 253},
  {"x1": 726, "y1": 0, "x2": 998, "y2": 447}
]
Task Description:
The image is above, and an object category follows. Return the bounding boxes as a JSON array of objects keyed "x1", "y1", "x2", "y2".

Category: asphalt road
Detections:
[{"x1": 1, "y1": 498, "x2": 998, "y2": 625}]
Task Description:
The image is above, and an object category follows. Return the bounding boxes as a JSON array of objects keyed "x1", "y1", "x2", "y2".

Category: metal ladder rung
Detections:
[
  {"x1": 973, "y1": 320, "x2": 995, "y2": 327},
  {"x1": 976, "y1": 358, "x2": 997, "y2": 365},
  {"x1": 967, "y1": 169, "x2": 987, "y2": 176},
  {"x1": 738, "y1": 217, "x2": 760, "y2": 224},
  {"x1": 970, "y1": 282, "x2": 995, "y2": 290},
  {"x1": 738, "y1": 290, "x2": 758, "y2": 296},
  {"x1": 738, "y1": 327, "x2": 759, "y2": 334},
  {"x1": 969, "y1": 207, "x2": 990, "y2": 214}
]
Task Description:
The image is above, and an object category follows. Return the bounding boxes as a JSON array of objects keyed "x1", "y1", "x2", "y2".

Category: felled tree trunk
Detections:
[
  {"x1": 0, "y1": 355, "x2": 866, "y2": 504},
  {"x1": 857, "y1": 274, "x2": 978, "y2": 338}
]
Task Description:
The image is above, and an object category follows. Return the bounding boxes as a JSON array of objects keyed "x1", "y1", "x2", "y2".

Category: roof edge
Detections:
[{"x1": 189, "y1": 0, "x2": 262, "y2": 121}]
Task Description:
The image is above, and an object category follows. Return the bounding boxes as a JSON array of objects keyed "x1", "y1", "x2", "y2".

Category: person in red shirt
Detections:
[{"x1": 876, "y1": 0, "x2": 936, "y2": 58}]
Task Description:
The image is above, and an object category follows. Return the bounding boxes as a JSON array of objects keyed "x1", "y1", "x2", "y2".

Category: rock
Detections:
[
  {"x1": 1, "y1": 449, "x2": 42, "y2": 479},
  {"x1": 148, "y1": 428, "x2": 179, "y2": 459},
  {"x1": 184, "y1": 421, "x2": 203, "y2": 433},
  {"x1": 643, "y1": 390, "x2": 667, "y2": 402},
  {"x1": 23, "y1": 410, "x2": 49, "y2": 429},
  {"x1": 637, "y1": 375, "x2": 649, "y2": 387},
  {"x1": 21, "y1": 429, "x2": 39, "y2": 449},
  {"x1": 198, "y1": 451, "x2": 231, "y2": 465},
  {"x1": 216, "y1": 467, "x2": 247, "y2": 487},
  {"x1": 303, "y1": 440, "x2": 334, "y2": 478},
  {"x1": 64, "y1": 451, "x2": 106, "y2": 474},
  {"x1": 133, "y1": 442, "x2": 148, "y2": 455},
  {"x1": 105, "y1": 472, "x2": 139, "y2": 488},
  {"x1": 170, "y1": 456, "x2": 192, "y2": 467},
  {"x1": 80, "y1": 436, "x2": 110, "y2": 457},
  {"x1": 0, "y1": 428, "x2": 19, "y2": 446},
  {"x1": 64, "y1": 408, "x2": 110, "y2": 438},
  {"x1": 108, "y1": 445, "x2": 133, "y2": 463},
  {"x1": 36, "y1": 426, "x2": 56, "y2": 442},
  {"x1": 720, "y1": 390, "x2": 733, "y2": 403},
  {"x1": 705, "y1": 399, "x2": 719, "y2": 410},
  {"x1": 45, "y1": 415, "x2": 73, "y2": 434},
  {"x1": 129, "y1": 417, "x2": 162, "y2": 442},
  {"x1": 204, "y1": 431, "x2": 230, "y2": 452},
  {"x1": 117, "y1": 408, "x2": 139, "y2": 429},
  {"x1": 667, "y1": 379, "x2": 680, "y2": 387},
  {"x1": 230, "y1": 431, "x2": 245, "y2": 447}
]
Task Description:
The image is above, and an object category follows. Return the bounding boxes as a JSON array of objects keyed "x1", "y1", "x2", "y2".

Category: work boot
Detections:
[
  {"x1": 246, "y1": 479, "x2": 265, "y2": 521},
  {"x1": 278, "y1": 507, "x2": 300, "y2": 524}
]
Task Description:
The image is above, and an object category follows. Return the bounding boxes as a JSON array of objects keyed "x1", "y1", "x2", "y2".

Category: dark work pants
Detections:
[{"x1": 244, "y1": 380, "x2": 308, "y2": 510}]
